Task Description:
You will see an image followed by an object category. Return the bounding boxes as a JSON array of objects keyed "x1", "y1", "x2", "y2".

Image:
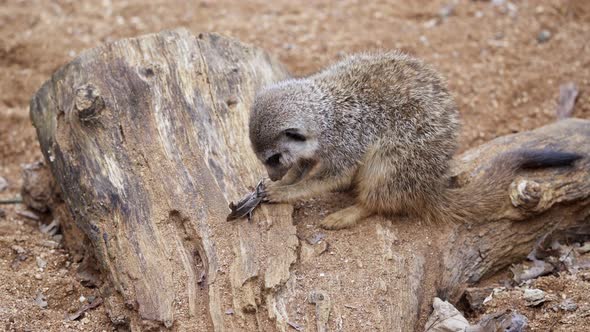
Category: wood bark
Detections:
[
  {"x1": 30, "y1": 29, "x2": 590, "y2": 331},
  {"x1": 21, "y1": 160, "x2": 88, "y2": 259}
]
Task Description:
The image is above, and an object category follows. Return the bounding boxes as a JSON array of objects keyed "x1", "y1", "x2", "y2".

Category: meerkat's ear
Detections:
[{"x1": 283, "y1": 128, "x2": 307, "y2": 142}]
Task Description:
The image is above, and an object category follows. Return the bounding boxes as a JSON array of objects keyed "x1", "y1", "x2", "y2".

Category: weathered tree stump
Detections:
[{"x1": 30, "y1": 29, "x2": 590, "y2": 331}]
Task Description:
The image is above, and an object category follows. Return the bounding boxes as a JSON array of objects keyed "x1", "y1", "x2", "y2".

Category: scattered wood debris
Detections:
[
  {"x1": 309, "y1": 290, "x2": 331, "y2": 332},
  {"x1": 555, "y1": 82, "x2": 578, "y2": 120},
  {"x1": 469, "y1": 310, "x2": 528, "y2": 332},
  {"x1": 426, "y1": 298, "x2": 528, "y2": 332},
  {"x1": 39, "y1": 219, "x2": 60, "y2": 236},
  {"x1": 466, "y1": 287, "x2": 493, "y2": 311},
  {"x1": 67, "y1": 297, "x2": 103, "y2": 321},
  {"x1": 287, "y1": 321, "x2": 303, "y2": 331},
  {"x1": 424, "y1": 297, "x2": 470, "y2": 331},
  {"x1": 16, "y1": 209, "x2": 39, "y2": 221}
]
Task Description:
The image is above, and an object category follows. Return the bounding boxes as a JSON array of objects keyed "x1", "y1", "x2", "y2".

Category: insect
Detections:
[{"x1": 226, "y1": 180, "x2": 266, "y2": 222}]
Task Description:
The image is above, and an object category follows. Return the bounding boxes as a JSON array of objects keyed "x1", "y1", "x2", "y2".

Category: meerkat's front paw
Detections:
[
  {"x1": 319, "y1": 205, "x2": 370, "y2": 230},
  {"x1": 262, "y1": 179, "x2": 290, "y2": 203}
]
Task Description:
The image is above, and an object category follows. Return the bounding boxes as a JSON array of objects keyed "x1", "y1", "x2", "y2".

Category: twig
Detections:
[
  {"x1": 0, "y1": 197, "x2": 23, "y2": 205},
  {"x1": 555, "y1": 82, "x2": 578, "y2": 120},
  {"x1": 548, "y1": 314, "x2": 561, "y2": 331},
  {"x1": 67, "y1": 298, "x2": 103, "y2": 321}
]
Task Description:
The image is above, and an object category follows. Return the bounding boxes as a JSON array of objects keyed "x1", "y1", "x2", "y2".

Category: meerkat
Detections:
[{"x1": 248, "y1": 51, "x2": 580, "y2": 229}]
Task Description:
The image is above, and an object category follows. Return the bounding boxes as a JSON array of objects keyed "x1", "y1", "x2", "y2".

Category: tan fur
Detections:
[
  {"x1": 320, "y1": 204, "x2": 371, "y2": 230},
  {"x1": 249, "y1": 52, "x2": 577, "y2": 229},
  {"x1": 265, "y1": 164, "x2": 356, "y2": 204}
]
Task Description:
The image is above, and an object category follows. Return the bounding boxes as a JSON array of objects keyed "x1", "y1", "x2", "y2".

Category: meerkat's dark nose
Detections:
[{"x1": 269, "y1": 173, "x2": 282, "y2": 181}]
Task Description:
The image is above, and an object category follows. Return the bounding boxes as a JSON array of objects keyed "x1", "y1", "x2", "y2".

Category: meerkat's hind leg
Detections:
[{"x1": 320, "y1": 204, "x2": 372, "y2": 230}]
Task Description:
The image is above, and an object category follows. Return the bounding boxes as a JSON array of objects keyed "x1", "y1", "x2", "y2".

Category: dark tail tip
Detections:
[{"x1": 518, "y1": 150, "x2": 582, "y2": 169}]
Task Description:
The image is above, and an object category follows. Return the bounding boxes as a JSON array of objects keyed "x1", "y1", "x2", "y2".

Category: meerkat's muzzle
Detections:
[{"x1": 267, "y1": 165, "x2": 289, "y2": 181}]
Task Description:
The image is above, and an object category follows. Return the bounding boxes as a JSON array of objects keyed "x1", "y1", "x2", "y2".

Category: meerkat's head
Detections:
[{"x1": 249, "y1": 79, "x2": 322, "y2": 181}]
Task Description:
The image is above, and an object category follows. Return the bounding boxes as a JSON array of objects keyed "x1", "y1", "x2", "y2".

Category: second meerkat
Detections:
[{"x1": 249, "y1": 52, "x2": 580, "y2": 229}]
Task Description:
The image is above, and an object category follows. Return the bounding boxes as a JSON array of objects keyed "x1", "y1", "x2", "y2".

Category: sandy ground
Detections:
[{"x1": 1, "y1": 0, "x2": 590, "y2": 331}]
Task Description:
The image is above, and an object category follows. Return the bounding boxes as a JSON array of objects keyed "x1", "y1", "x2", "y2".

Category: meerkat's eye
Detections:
[
  {"x1": 284, "y1": 129, "x2": 306, "y2": 142},
  {"x1": 265, "y1": 153, "x2": 281, "y2": 167}
]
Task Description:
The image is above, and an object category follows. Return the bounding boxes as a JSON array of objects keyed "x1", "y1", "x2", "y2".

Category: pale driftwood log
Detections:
[
  {"x1": 30, "y1": 29, "x2": 590, "y2": 331},
  {"x1": 31, "y1": 29, "x2": 292, "y2": 331}
]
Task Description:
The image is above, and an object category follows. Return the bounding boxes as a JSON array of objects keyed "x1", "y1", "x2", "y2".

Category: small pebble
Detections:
[
  {"x1": 36, "y1": 256, "x2": 47, "y2": 270},
  {"x1": 306, "y1": 233, "x2": 326, "y2": 245},
  {"x1": 34, "y1": 273, "x2": 43, "y2": 280},
  {"x1": 419, "y1": 35, "x2": 429, "y2": 45},
  {"x1": 35, "y1": 291, "x2": 48, "y2": 309},
  {"x1": 575, "y1": 242, "x2": 590, "y2": 254},
  {"x1": 424, "y1": 18, "x2": 438, "y2": 28},
  {"x1": 79, "y1": 295, "x2": 87, "y2": 303},
  {"x1": 439, "y1": 3, "x2": 455, "y2": 19},
  {"x1": 0, "y1": 176, "x2": 8, "y2": 191},
  {"x1": 11, "y1": 245, "x2": 26, "y2": 254},
  {"x1": 506, "y1": 2, "x2": 518, "y2": 16},
  {"x1": 40, "y1": 240, "x2": 60, "y2": 249},
  {"x1": 524, "y1": 288, "x2": 546, "y2": 306},
  {"x1": 560, "y1": 299, "x2": 578, "y2": 312},
  {"x1": 537, "y1": 30, "x2": 551, "y2": 43}
]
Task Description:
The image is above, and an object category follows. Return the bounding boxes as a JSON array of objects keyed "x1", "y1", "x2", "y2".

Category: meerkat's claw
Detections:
[{"x1": 261, "y1": 180, "x2": 291, "y2": 203}]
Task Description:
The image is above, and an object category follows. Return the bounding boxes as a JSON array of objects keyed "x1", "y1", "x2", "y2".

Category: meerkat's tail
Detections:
[{"x1": 429, "y1": 149, "x2": 582, "y2": 224}]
